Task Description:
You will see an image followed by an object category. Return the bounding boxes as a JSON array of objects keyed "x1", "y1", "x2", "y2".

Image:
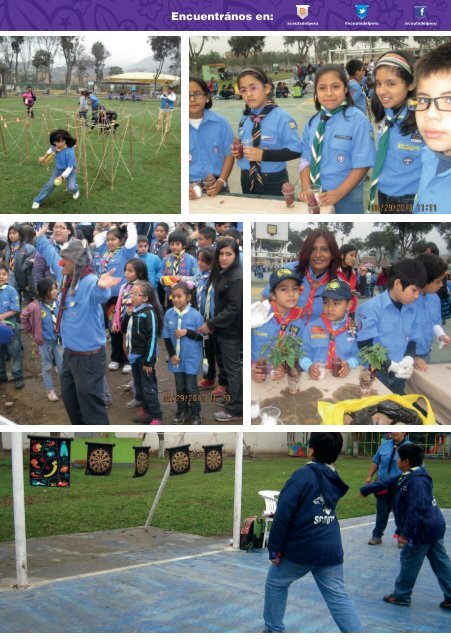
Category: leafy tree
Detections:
[
  {"x1": 349, "y1": 36, "x2": 380, "y2": 58},
  {"x1": 379, "y1": 36, "x2": 408, "y2": 50},
  {"x1": 365, "y1": 230, "x2": 398, "y2": 268},
  {"x1": 11, "y1": 36, "x2": 24, "y2": 90},
  {"x1": 283, "y1": 36, "x2": 311, "y2": 60},
  {"x1": 60, "y1": 36, "x2": 80, "y2": 95},
  {"x1": 109, "y1": 66, "x2": 123, "y2": 76},
  {"x1": 148, "y1": 36, "x2": 180, "y2": 86},
  {"x1": 75, "y1": 47, "x2": 91, "y2": 87},
  {"x1": 37, "y1": 36, "x2": 59, "y2": 88},
  {"x1": 376, "y1": 222, "x2": 438, "y2": 258},
  {"x1": 189, "y1": 36, "x2": 218, "y2": 74},
  {"x1": 412, "y1": 36, "x2": 450, "y2": 56},
  {"x1": 91, "y1": 41, "x2": 110, "y2": 86},
  {"x1": 348, "y1": 237, "x2": 366, "y2": 252},
  {"x1": 32, "y1": 49, "x2": 52, "y2": 84},
  {"x1": 228, "y1": 36, "x2": 266, "y2": 59}
]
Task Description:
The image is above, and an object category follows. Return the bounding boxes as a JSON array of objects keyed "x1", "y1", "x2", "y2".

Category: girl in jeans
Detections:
[
  {"x1": 32, "y1": 129, "x2": 79, "y2": 209},
  {"x1": 20, "y1": 277, "x2": 63, "y2": 402},
  {"x1": 163, "y1": 282, "x2": 204, "y2": 425}
]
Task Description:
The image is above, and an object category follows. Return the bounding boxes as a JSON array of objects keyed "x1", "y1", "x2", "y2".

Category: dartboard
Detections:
[
  {"x1": 88, "y1": 447, "x2": 112, "y2": 474},
  {"x1": 171, "y1": 450, "x2": 190, "y2": 474},
  {"x1": 206, "y1": 449, "x2": 222, "y2": 471},
  {"x1": 136, "y1": 451, "x2": 149, "y2": 475}
]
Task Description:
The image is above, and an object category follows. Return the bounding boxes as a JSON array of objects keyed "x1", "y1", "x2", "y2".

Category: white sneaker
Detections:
[
  {"x1": 47, "y1": 390, "x2": 58, "y2": 402},
  {"x1": 32, "y1": 202, "x2": 40, "y2": 209},
  {"x1": 73, "y1": 190, "x2": 80, "y2": 200},
  {"x1": 126, "y1": 398, "x2": 142, "y2": 408},
  {"x1": 122, "y1": 364, "x2": 132, "y2": 374},
  {"x1": 108, "y1": 361, "x2": 120, "y2": 371}
]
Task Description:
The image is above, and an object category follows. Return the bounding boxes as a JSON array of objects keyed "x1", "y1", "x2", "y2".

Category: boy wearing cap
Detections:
[
  {"x1": 251, "y1": 268, "x2": 303, "y2": 383},
  {"x1": 301, "y1": 279, "x2": 358, "y2": 379},
  {"x1": 35, "y1": 225, "x2": 121, "y2": 425}
]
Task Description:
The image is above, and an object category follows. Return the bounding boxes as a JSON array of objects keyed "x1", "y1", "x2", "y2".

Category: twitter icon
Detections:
[{"x1": 355, "y1": 4, "x2": 369, "y2": 19}]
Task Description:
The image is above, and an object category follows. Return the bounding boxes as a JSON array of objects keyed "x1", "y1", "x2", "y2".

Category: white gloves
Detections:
[
  {"x1": 251, "y1": 300, "x2": 274, "y2": 329},
  {"x1": 388, "y1": 356, "x2": 414, "y2": 379}
]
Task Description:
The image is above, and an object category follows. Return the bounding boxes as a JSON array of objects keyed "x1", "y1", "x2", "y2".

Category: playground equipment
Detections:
[{"x1": 0, "y1": 103, "x2": 179, "y2": 199}]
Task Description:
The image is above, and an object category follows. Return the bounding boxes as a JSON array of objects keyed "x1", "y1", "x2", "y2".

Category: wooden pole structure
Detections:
[
  {"x1": 0, "y1": 121, "x2": 7, "y2": 155},
  {"x1": 80, "y1": 122, "x2": 89, "y2": 199},
  {"x1": 128, "y1": 115, "x2": 133, "y2": 177},
  {"x1": 111, "y1": 122, "x2": 115, "y2": 190},
  {"x1": 24, "y1": 118, "x2": 30, "y2": 160}
]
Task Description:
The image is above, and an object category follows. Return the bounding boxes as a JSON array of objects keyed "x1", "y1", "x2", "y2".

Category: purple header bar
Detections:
[{"x1": 0, "y1": 0, "x2": 449, "y2": 30}]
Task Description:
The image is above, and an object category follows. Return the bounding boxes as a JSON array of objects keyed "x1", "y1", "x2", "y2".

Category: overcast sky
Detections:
[{"x1": 48, "y1": 34, "x2": 154, "y2": 68}]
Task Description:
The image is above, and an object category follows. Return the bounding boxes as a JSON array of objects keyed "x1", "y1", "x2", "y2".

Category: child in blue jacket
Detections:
[
  {"x1": 32, "y1": 129, "x2": 79, "y2": 209},
  {"x1": 360, "y1": 443, "x2": 451, "y2": 610},
  {"x1": 264, "y1": 433, "x2": 362, "y2": 633}
]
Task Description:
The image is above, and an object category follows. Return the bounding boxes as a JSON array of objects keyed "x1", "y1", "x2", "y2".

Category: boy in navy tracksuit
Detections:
[
  {"x1": 264, "y1": 433, "x2": 362, "y2": 633},
  {"x1": 360, "y1": 443, "x2": 451, "y2": 609}
]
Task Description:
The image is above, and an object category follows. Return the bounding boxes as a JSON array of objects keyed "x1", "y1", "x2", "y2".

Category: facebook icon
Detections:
[{"x1": 414, "y1": 5, "x2": 428, "y2": 18}]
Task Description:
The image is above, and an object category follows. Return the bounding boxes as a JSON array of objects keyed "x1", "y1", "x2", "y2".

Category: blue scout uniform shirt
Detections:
[
  {"x1": 300, "y1": 107, "x2": 375, "y2": 208},
  {"x1": 413, "y1": 293, "x2": 442, "y2": 357},
  {"x1": 356, "y1": 289, "x2": 418, "y2": 363},
  {"x1": 189, "y1": 109, "x2": 234, "y2": 181},
  {"x1": 97, "y1": 242, "x2": 137, "y2": 297},
  {"x1": 414, "y1": 147, "x2": 451, "y2": 214},
  {"x1": 372, "y1": 436, "x2": 410, "y2": 481},
  {"x1": 377, "y1": 109, "x2": 424, "y2": 197},
  {"x1": 136, "y1": 252, "x2": 162, "y2": 290},
  {"x1": 262, "y1": 263, "x2": 327, "y2": 323},
  {"x1": 163, "y1": 252, "x2": 197, "y2": 279},
  {"x1": 237, "y1": 105, "x2": 302, "y2": 173},
  {"x1": 55, "y1": 146, "x2": 77, "y2": 172},
  {"x1": 162, "y1": 306, "x2": 204, "y2": 375},
  {"x1": 35, "y1": 235, "x2": 64, "y2": 285},
  {"x1": 90, "y1": 93, "x2": 99, "y2": 108},
  {"x1": 349, "y1": 79, "x2": 366, "y2": 114},
  {"x1": 300, "y1": 315, "x2": 359, "y2": 371},
  {"x1": 0, "y1": 284, "x2": 20, "y2": 318},
  {"x1": 251, "y1": 308, "x2": 304, "y2": 363},
  {"x1": 195, "y1": 271, "x2": 214, "y2": 319},
  {"x1": 59, "y1": 276, "x2": 110, "y2": 351},
  {"x1": 39, "y1": 300, "x2": 59, "y2": 341}
]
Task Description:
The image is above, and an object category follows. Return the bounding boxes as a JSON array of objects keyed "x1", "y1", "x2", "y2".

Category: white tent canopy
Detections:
[{"x1": 102, "y1": 72, "x2": 180, "y2": 86}]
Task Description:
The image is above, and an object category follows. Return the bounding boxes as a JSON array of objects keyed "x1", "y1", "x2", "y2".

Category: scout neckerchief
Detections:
[
  {"x1": 367, "y1": 106, "x2": 408, "y2": 213},
  {"x1": 102, "y1": 246, "x2": 121, "y2": 273},
  {"x1": 172, "y1": 250, "x2": 185, "y2": 276},
  {"x1": 9, "y1": 241, "x2": 20, "y2": 272},
  {"x1": 125, "y1": 302, "x2": 148, "y2": 355},
  {"x1": 320, "y1": 314, "x2": 350, "y2": 368},
  {"x1": 248, "y1": 102, "x2": 279, "y2": 194},
  {"x1": 120, "y1": 281, "x2": 134, "y2": 320},
  {"x1": 302, "y1": 270, "x2": 330, "y2": 323},
  {"x1": 174, "y1": 304, "x2": 191, "y2": 362},
  {"x1": 310, "y1": 101, "x2": 347, "y2": 186},
  {"x1": 42, "y1": 300, "x2": 57, "y2": 330},
  {"x1": 55, "y1": 265, "x2": 94, "y2": 336},
  {"x1": 271, "y1": 301, "x2": 303, "y2": 337}
]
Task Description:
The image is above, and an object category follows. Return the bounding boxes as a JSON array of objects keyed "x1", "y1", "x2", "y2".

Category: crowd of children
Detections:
[
  {"x1": 252, "y1": 228, "x2": 450, "y2": 396},
  {"x1": 0, "y1": 221, "x2": 243, "y2": 425},
  {"x1": 190, "y1": 40, "x2": 451, "y2": 214}
]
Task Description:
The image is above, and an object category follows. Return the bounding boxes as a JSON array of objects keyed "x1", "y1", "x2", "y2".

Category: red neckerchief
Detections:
[
  {"x1": 271, "y1": 301, "x2": 303, "y2": 337},
  {"x1": 302, "y1": 270, "x2": 330, "y2": 323},
  {"x1": 320, "y1": 314, "x2": 350, "y2": 368},
  {"x1": 55, "y1": 265, "x2": 94, "y2": 336}
]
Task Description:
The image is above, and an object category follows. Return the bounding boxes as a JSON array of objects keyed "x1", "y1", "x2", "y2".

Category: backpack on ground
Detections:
[{"x1": 239, "y1": 516, "x2": 265, "y2": 550}]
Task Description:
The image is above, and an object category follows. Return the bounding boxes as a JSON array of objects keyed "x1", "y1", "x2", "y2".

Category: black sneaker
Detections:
[
  {"x1": 172, "y1": 412, "x2": 187, "y2": 424},
  {"x1": 14, "y1": 379, "x2": 24, "y2": 390},
  {"x1": 190, "y1": 415, "x2": 202, "y2": 425},
  {"x1": 440, "y1": 600, "x2": 451, "y2": 610},
  {"x1": 383, "y1": 594, "x2": 410, "y2": 606},
  {"x1": 368, "y1": 537, "x2": 382, "y2": 545}
]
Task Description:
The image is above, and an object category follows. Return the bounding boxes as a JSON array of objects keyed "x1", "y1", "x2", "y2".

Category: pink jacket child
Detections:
[
  {"x1": 20, "y1": 300, "x2": 45, "y2": 346},
  {"x1": 112, "y1": 281, "x2": 133, "y2": 333}
]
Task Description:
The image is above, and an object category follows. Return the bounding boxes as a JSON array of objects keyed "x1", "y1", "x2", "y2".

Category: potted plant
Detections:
[
  {"x1": 358, "y1": 343, "x2": 389, "y2": 396},
  {"x1": 265, "y1": 334, "x2": 305, "y2": 394}
]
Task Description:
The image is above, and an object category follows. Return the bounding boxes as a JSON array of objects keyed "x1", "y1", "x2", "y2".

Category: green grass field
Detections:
[
  {"x1": 0, "y1": 95, "x2": 180, "y2": 214},
  {"x1": 1, "y1": 451, "x2": 449, "y2": 542}
]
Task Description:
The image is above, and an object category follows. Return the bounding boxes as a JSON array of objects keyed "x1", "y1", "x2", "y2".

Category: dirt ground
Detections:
[{"x1": 0, "y1": 332, "x2": 240, "y2": 426}]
